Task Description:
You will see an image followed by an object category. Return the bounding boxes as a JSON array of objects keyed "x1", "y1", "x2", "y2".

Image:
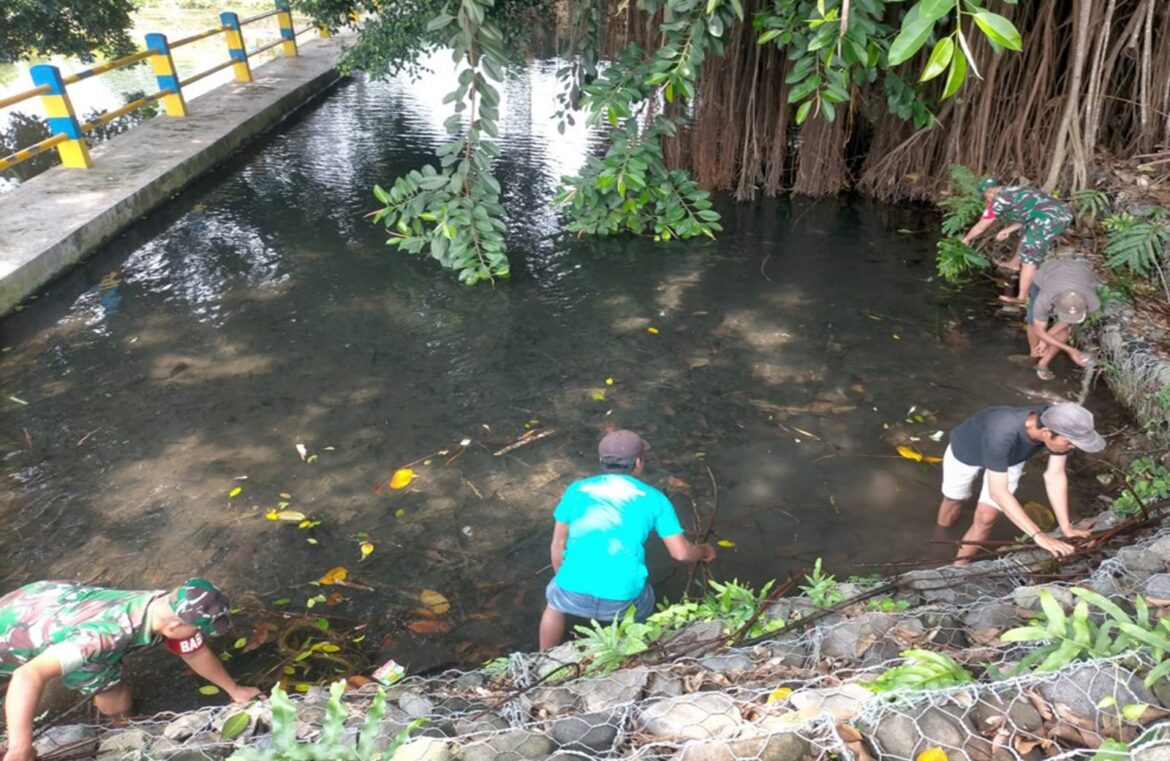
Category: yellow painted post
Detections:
[
  {"x1": 220, "y1": 12, "x2": 252, "y2": 83},
  {"x1": 275, "y1": 0, "x2": 298, "y2": 56},
  {"x1": 29, "y1": 65, "x2": 92, "y2": 169},
  {"x1": 318, "y1": 24, "x2": 331, "y2": 39},
  {"x1": 145, "y1": 33, "x2": 188, "y2": 116}
]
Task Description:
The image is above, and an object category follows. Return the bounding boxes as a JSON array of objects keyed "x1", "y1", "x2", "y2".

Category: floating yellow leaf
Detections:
[
  {"x1": 266, "y1": 510, "x2": 306, "y2": 521},
  {"x1": 360, "y1": 541, "x2": 374, "y2": 560},
  {"x1": 389, "y1": 468, "x2": 414, "y2": 489},
  {"x1": 420, "y1": 589, "x2": 451, "y2": 616},
  {"x1": 605, "y1": 377, "x2": 614, "y2": 385},
  {"x1": 895, "y1": 445, "x2": 943, "y2": 464},
  {"x1": 394, "y1": 508, "x2": 406, "y2": 518},
  {"x1": 294, "y1": 683, "x2": 311, "y2": 693},
  {"x1": 766, "y1": 686, "x2": 793, "y2": 703},
  {"x1": 319, "y1": 567, "x2": 348, "y2": 585},
  {"x1": 266, "y1": 509, "x2": 278, "y2": 520},
  {"x1": 279, "y1": 492, "x2": 292, "y2": 499},
  {"x1": 198, "y1": 685, "x2": 221, "y2": 696},
  {"x1": 233, "y1": 637, "x2": 246, "y2": 650},
  {"x1": 228, "y1": 486, "x2": 242, "y2": 498},
  {"x1": 716, "y1": 539, "x2": 736, "y2": 548},
  {"x1": 916, "y1": 749, "x2": 948, "y2": 761},
  {"x1": 647, "y1": 327, "x2": 659, "y2": 335}
]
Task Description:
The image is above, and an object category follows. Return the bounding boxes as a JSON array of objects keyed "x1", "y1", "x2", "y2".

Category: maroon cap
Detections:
[{"x1": 598, "y1": 429, "x2": 650, "y2": 466}]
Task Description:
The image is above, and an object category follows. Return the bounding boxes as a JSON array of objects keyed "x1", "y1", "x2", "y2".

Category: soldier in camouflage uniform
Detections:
[
  {"x1": 0, "y1": 579, "x2": 259, "y2": 761},
  {"x1": 961, "y1": 178, "x2": 1075, "y2": 305}
]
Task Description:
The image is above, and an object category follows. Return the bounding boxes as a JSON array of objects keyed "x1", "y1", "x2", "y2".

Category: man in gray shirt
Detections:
[
  {"x1": 935, "y1": 403, "x2": 1105, "y2": 564},
  {"x1": 1026, "y1": 259, "x2": 1100, "y2": 380}
]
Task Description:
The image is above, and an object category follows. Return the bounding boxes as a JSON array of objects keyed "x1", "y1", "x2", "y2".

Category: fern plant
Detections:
[
  {"x1": 573, "y1": 605, "x2": 659, "y2": 675},
  {"x1": 1072, "y1": 188, "x2": 1109, "y2": 220},
  {"x1": 936, "y1": 238, "x2": 990, "y2": 283},
  {"x1": 1101, "y1": 210, "x2": 1170, "y2": 302},
  {"x1": 228, "y1": 681, "x2": 424, "y2": 761},
  {"x1": 938, "y1": 164, "x2": 985, "y2": 237},
  {"x1": 1000, "y1": 588, "x2": 1170, "y2": 686},
  {"x1": 864, "y1": 649, "x2": 975, "y2": 693}
]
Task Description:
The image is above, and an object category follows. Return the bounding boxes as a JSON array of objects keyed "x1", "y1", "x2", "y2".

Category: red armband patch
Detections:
[
  {"x1": 165, "y1": 632, "x2": 205, "y2": 655},
  {"x1": 981, "y1": 204, "x2": 996, "y2": 220}
]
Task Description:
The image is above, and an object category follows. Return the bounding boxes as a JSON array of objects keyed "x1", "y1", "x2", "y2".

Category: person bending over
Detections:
[
  {"x1": 1025, "y1": 258, "x2": 1100, "y2": 381},
  {"x1": 0, "y1": 578, "x2": 260, "y2": 761},
  {"x1": 539, "y1": 429, "x2": 715, "y2": 649}
]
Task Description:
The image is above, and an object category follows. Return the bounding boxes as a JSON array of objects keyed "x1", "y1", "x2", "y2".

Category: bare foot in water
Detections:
[
  {"x1": 996, "y1": 259, "x2": 1021, "y2": 272},
  {"x1": 998, "y1": 294, "x2": 1026, "y2": 305}
]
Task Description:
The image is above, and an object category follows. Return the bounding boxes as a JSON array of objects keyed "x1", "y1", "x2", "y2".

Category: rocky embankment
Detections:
[{"x1": 26, "y1": 506, "x2": 1170, "y2": 761}]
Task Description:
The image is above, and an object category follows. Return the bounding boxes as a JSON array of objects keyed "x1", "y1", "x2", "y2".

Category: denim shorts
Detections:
[
  {"x1": 545, "y1": 580, "x2": 655, "y2": 622},
  {"x1": 1025, "y1": 283, "x2": 1041, "y2": 323}
]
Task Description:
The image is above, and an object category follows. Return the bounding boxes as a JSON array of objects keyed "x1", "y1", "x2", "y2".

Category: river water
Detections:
[{"x1": 0, "y1": 54, "x2": 1120, "y2": 711}]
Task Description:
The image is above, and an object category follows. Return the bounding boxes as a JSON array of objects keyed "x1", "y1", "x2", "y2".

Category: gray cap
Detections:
[
  {"x1": 1040, "y1": 403, "x2": 1106, "y2": 453},
  {"x1": 598, "y1": 429, "x2": 650, "y2": 468},
  {"x1": 1054, "y1": 290, "x2": 1089, "y2": 324}
]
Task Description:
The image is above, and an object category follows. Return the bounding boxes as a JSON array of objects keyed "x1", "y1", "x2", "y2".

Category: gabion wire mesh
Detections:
[{"x1": 22, "y1": 517, "x2": 1170, "y2": 761}]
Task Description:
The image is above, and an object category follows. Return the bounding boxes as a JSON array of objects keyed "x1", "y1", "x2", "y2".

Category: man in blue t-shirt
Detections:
[
  {"x1": 934, "y1": 403, "x2": 1104, "y2": 565},
  {"x1": 539, "y1": 429, "x2": 716, "y2": 649}
]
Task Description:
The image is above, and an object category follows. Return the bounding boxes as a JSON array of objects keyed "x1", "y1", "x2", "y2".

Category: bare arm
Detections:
[
  {"x1": 3, "y1": 654, "x2": 62, "y2": 761},
  {"x1": 661, "y1": 534, "x2": 716, "y2": 564},
  {"x1": 961, "y1": 217, "x2": 995, "y2": 245},
  {"x1": 995, "y1": 222, "x2": 1023, "y2": 240},
  {"x1": 178, "y1": 647, "x2": 259, "y2": 703},
  {"x1": 1043, "y1": 454, "x2": 1090, "y2": 538},
  {"x1": 986, "y1": 471, "x2": 1075, "y2": 557},
  {"x1": 549, "y1": 521, "x2": 569, "y2": 572},
  {"x1": 1031, "y1": 320, "x2": 1086, "y2": 364}
]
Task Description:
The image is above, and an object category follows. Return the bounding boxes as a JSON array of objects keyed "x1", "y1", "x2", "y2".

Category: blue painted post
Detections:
[
  {"x1": 275, "y1": 0, "x2": 299, "y2": 56},
  {"x1": 145, "y1": 33, "x2": 188, "y2": 116},
  {"x1": 29, "y1": 65, "x2": 92, "y2": 168},
  {"x1": 220, "y1": 12, "x2": 252, "y2": 83}
]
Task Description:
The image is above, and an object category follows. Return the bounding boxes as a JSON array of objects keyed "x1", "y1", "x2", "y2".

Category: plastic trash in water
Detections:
[{"x1": 373, "y1": 659, "x2": 405, "y2": 686}]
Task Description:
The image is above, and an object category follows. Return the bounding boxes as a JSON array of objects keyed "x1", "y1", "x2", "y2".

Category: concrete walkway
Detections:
[{"x1": 0, "y1": 37, "x2": 347, "y2": 316}]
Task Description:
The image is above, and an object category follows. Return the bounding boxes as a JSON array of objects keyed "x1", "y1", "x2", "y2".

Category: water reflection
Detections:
[{"x1": 0, "y1": 53, "x2": 1121, "y2": 711}]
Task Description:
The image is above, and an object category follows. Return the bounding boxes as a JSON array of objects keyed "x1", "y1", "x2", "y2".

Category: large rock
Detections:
[
  {"x1": 869, "y1": 704, "x2": 982, "y2": 758},
  {"x1": 453, "y1": 714, "x2": 510, "y2": 736},
  {"x1": 972, "y1": 692, "x2": 1044, "y2": 735},
  {"x1": 459, "y1": 729, "x2": 555, "y2": 761},
  {"x1": 1144, "y1": 573, "x2": 1170, "y2": 602},
  {"x1": 1118, "y1": 547, "x2": 1165, "y2": 578},
  {"x1": 34, "y1": 725, "x2": 98, "y2": 758},
  {"x1": 900, "y1": 566, "x2": 1000, "y2": 605},
  {"x1": 98, "y1": 728, "x2": 152, "y2": 757},
  {"x1": 640, "y1": 693, "x2": 743, "y2": 740},
  {"x1": 163, "y1": 712, "x2": 214, "y2": 741},
  {"x1": 781, "y1": 683, "x2": 874, "y2": 723},
  {"x1": 1135, "y1": 746, "x2": 1170, "y2": 761},
  {"x1": 1012, "y1": 585, "x2": 1075, "y2": 612},
  {"x1": 1038, "y1": 664, "x2": 1156, "y2": 718},
  {"x1": 658, "y1": 621, "x2": 727, "y2": 658},
  {"x1": 1146, "y1": 536, "x2": 1170, "y2": 565},
  {"x1": 397, "y1": 690, "x2": 437, "y2": 719},
  {"x1": 532, "y1": 643, "x2": 587, "y2": 682},
  {"x1": 389, "y1": 737, "x2": 454, "y2": 761},
  {"x1": 571, "y1": 667, "x2": 649, "y2": 712},
  {"x1": 698, "y1": 654, "x2": 754, "y2": 673},
  {"x1": 818, "y1": 612, "x2": 896, "y2": 661},
  {"x1": 549, "y1": 711, "x2": 620, "y2": 754},
  {"x1": 524, "y1": 685, "x2": 577, "y2": 716},
  {"x1": 676, "y1": 732, "x2": 809, "y2": 761},
  {"x1": 646, "y1": 670, "x2": 684, "y2": 698},
  {"x1": 962, "y1": 601, "x2": 1020, "y2": 636}
]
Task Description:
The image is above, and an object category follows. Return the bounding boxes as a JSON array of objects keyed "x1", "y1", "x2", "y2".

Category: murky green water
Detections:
[{"x1": 0, "y1": 56, "x2": 1120, "y2": 712}]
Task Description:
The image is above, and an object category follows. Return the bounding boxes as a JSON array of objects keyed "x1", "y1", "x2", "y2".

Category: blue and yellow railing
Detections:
[{"x1": 0, "y1": 0, "x2": 324, "y2": 173}]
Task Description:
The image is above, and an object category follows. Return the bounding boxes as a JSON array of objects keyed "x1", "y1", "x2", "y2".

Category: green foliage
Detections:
[
  {"x1": 1157, "y1": 385, "x2": 1170, "y2": 411},
  {"x1": 1101, "y1": 210, "x2": 1170, "y2": 279},
  {"x1": 0, "y1": 0, "x2": 137, "y2": 64},
  {"x1": 1111, "y1": 456, "x2": 1170, "y2": 517},
  {"x1": 866, "y1": 596, "x2": 911, "y2": 613},
  {"x1": 799, "y1": 558, "x2": 843, "y2": 608},
  {"x1": 1072, "y1": 188, "x2": 1110, "y2": 219},
  {"x1": 573, "y1": 605, "x2": 658, "y2": 675},
  {"x1": 936, "y1": 238, "x2": 989, "y2": 283},
  {"x1": 1000, "y1": 588, "x2": 1170, "y2": 687},
  {"x1": 369, "y1": 0, "x2": 510, "y2": 285},
  {"x1": 864, "y1": 649, "x2": 975, "y2": 693},
  {"x1": 656, "y1": 579, "x2": 785, "y2": 638},
  {"x1": 228, "y1": 681, "x2": 424, "y2": 761},
  {"x1": 939, "y1": 164, "x2": 986, "y2": 237}
]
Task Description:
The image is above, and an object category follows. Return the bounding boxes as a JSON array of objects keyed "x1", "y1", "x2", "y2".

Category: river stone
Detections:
[
  {"x1": 1146, "y1": 536, "x2": 1170, "y2": 564},
  {"x1": 533, "y1": 643, "x2": 586, "y2": 681},
  {"x1": 783, "y1": 683, "x2": 874, "y2": 722},
  {"x1": 1038, "y1": 664, "x2": 1156, "y2": 718},
  {"x1": 453, "y1": 671, "x2": 485, "y2": 689},
  {"x1": 162, "y1": 712, "x2": 214, "y2": 741},
  {"x1": 639, "y1": 692, "x2": 743, "y2": 740},
  {"x1": 525, "y1": 685, "x2": 578, "y2": 716},
  {"x1": 549, "y1": 711, "x2": 620, "y2": 753},
  {"x1": 1119, "y1": 546, "x2": 1165, "y2": 578},
  {"x1": 659, "y1": 620, "x2": 726, "y2": 657},
  {"x1": 1012, "y1": 584, "x2": 1075, "y2": 612},
  {"x1": 646, "y1": 670, "x2": 685, "y2": 698},
  {"x1": 972, "y1": 693, "x2": 1044, "y2": 734},
  {"x1": 34, "y1": 725, "x2": 98, "y2": 757},
  {"x1": 454, "y1": 714, "x2": 511, "y2": 736},
  {"x1": 157, "y1": 751, "x2": 222, "y2": 761},
  {"x1": 98, "y1": 728, "x2": 152, "y2": 756},
  {"x1": 398, "y1": 690, "x2": 437, "y2": 718},
  {"x1": 1135, "y1": 747, "x2": 1170, "y2": 761},
  {"x1": 869, "y1": 704, "x2": 976, "y2": 758},
  {"x1": 698, "y1": 654, "x2": 754, "y2": 673},
  {"x1": 676, "y1": 732, "x2": 809, "y2": 761},
  {"x1": 1144, "y1": 573, "x2": 1170, "y2": 601},
  {"x1": 458, "y1": 729, "x2": 555, "y2": 761},
  {"x1": 819, "y1": 612, "x2": 896, "y2": 661},
  {"x1": 389, "y1": 737, "x2": 454, "y2": 761},
  {"x1": 963, "y1": 600, "x2": 1019, "y2": 635},
  {"x1": 573, "y1": 667, "x2": 649, "y2": 712}
]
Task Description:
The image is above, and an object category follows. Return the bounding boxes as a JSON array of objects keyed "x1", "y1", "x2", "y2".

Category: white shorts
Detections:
[{"x1": 940, "y1": 444, "x2": 1024, "y2": 511}]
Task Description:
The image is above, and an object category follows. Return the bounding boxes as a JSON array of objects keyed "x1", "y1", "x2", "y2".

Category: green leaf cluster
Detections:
[
  {"x1": 1111, "y1": 456, "x2": 1170, "y2": 517},
  {"x1": 228, "y1": 681, "x2": 424, "y2": 761},
  {"x1": 573, "y1": 605, "x2": 659, "y2": 675},
  {"x1": 1, "y1": 0, "x2": 137, "y2": 64},
  {"x1": 936, "y1": 238, "x2": 989, "y2": 283},
  {"x1": 368, "y1": 0, "x2": 511, "y2": 285},
  {"x1": 1072, "y1": 188, "x2": 1110, "y2": 220},
  {"x1": 1101, "y1": 210, "x2": 1170, "y2": 280},
  {"x1": 1000, "y1": 588, "x2": 1170, "y2": 687},
  {"x1": 799, "y1": 558, "x2": 844, "y2": 609},
  {"x1": 865, "y1": 649, "x2": 975, "y2": 693},
  {"x1": 938, "y1": 164, "x2": 986, "y2": 237}
]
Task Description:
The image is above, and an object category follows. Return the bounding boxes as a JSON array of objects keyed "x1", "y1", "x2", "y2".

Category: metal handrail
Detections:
[
  {"x1": 79, "y1": 89, "x2": 173, "y2": 132},
  {"x1": 62, "y1": 50, "x2": 154, "y2": 85},
  {"x1": 0, "y1": 84, "x2": 51, "y2": 111},
  {"x1": 247, "y1": 38, "x2": 285, "y2": 57},
  {"x1": 179, "y1": 59, "x2": 237, "y2": 88},
  {"x1": 239, "y1": 8, "x2": 281, "y2": 25},
  {"x1": 0, "y1": 134, "x2": 68, "y2": 172},
  {"x1": 171, "y1": 26, "x2": 230, "y2": 49}
]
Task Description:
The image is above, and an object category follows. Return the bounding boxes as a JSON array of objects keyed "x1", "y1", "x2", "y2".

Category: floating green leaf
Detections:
[
  {"x1": 220, "y1": 712, "x2": 250, "y2": 741},
  {"x1": 198, "y1": 685, "x2": 221, "y2": 696}
]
